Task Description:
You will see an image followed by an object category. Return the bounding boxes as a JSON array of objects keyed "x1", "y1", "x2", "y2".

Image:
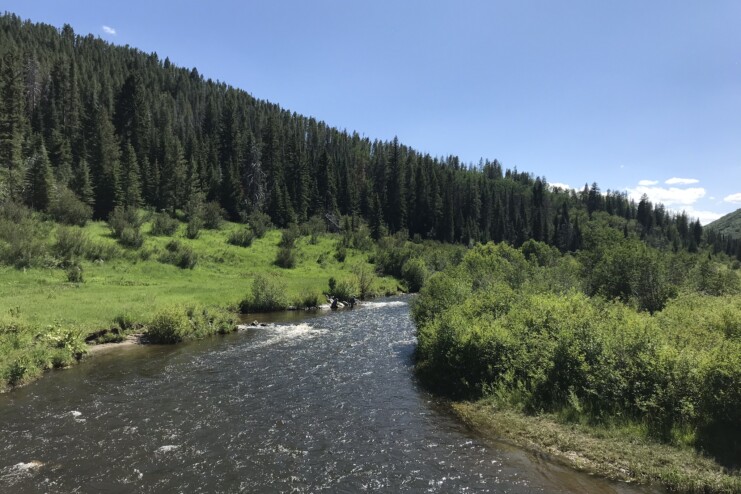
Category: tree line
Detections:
[{"x1": 1, "y1": 13, "x2": 738, "y2": 260}]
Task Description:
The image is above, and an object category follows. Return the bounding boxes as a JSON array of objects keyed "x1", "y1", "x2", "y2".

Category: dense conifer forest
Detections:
[{"x1": 1, "y1": 13, "x2": 739, "y2": 260}]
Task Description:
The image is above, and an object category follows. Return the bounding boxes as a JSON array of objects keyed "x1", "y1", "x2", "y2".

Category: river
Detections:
[{"x1": 0, "y1": 297, "x2": 658, "y2": 493}]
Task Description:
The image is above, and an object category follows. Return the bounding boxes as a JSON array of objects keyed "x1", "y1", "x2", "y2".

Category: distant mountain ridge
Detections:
[{"x1": 707, "y1": 208, "x2": 741, "y2": 239}]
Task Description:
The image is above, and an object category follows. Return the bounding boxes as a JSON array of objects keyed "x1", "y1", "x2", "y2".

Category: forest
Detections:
[{"x1": 0, "y1": 13, "x2": 739, "y2": 260}]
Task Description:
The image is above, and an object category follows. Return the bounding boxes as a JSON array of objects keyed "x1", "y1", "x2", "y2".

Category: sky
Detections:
[{"x1": 4, "y1": 0, "x2": 741, "y2": 224}]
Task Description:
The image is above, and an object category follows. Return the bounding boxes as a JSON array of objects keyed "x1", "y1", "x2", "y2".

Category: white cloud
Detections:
[
  {"x1": 665, "y1": 177, "x2": 699, "y2": 185},
  {"x1": 102, "y1": 25, "x2": 116, "y2": 35},
  {"x1": 638, "y1": 179, "x2": 658, "y2": 186},
  {"x1": 626, "y1": 185, "x2": 706, "y2": 207},
  {"x1": 548, "y1": 182, "x2": 572, "y2": 191},
  {"x1": 724, "y1": 192, "x2": 741, "y2": 204},
  {"x1": 678, "y1": 206, "x2": 723, "y2": 226}
]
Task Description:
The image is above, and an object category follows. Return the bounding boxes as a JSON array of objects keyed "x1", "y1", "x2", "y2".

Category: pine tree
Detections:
[
  {"x1": 120, "y1": 141, "x2": 142, "y2": 209},
  {"x1": 0, "y1": 51, "x2": 26, "y2": 202},
  {"x1": 71, "y1": 157, "x2": 95, "y2": 207},
  {"x1": 25, "y1": 137, "x2": 55, "y2": 211}
]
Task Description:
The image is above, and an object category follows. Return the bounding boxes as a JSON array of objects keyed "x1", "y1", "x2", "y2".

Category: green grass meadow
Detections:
[{"x1": 0, "y1": 216, "x2": 398, "y2": 390}]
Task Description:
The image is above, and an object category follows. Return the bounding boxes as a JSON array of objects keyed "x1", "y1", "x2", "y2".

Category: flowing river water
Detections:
[{"x1": 0, "y1": 298, "x2": 659, "y2": 493}]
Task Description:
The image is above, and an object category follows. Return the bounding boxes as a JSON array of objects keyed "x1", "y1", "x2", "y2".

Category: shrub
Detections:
[
  {"x1": 0, "y1": 217, "x2": 49, "y2": 268},
  {"x1": 294, "y1": 289, "x2": 321, "y2": 309},
  {"x1": 55, "y1": 226, "x2": 89, "y2": 262},
  {"x1": 159, "y1": 240, "x2": 197, "y2": 269},
  {"x1": 328, "y1": 277, "x2": 356, "y2": 300},
  {"x1": 401, "y1": 257, "x2": 428, "y2": 292},
  {"x1": 49, "y1": 188, "x2": 93, "y2": 226},
  {"x1": 108, "y1": 207, "x2": 141, "y2": 239},
  {"x1": 334, "y1": 244, "x2": 346, "y2": 262},
  {"x1": 150, "y1": 213, "x2": 180, "y2": 236},
  {"x1": 246, "y1": 211, "x2": 272, "y2": 238},
  {"x1": 352, "y1": 263, "x2": 377, "y2": 299},
  {"x1": 227, "y1": 228, "x2": 255, "y2": 247},
  {"x1": 147, "y1": 306, "x2": 190, "y2": 344},
  {"x1": 239, "y1": 274, "x2": 288, "y2": 313},
  {"x1": 279, "y1": 223, "x2": 301, "y2": 248},
  {"x1": 66, "y1": 263, "x2": 83, "y2": 283},
  {"x1": 202, "y1": 201, "x2": 225, "y2": 229},
  {"x1": 0, "y1": 200, "x2": 31, "y2": 223},
  {"x1": 185, "y1": 216, "x2": 202, "y2": 239},
  {"x1": 275, "y1": 246, "x2": 296, "y2": 268},
  {"x1": 119, "y1": 226, "x2": 144, "y2": 248}
]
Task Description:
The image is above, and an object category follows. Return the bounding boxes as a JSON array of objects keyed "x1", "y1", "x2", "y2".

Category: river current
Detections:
[{"x1": 0, "y1": 297, "x2": 658, "y2": 493}]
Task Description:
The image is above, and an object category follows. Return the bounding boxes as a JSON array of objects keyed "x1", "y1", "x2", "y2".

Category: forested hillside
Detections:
[
  {"x1": 1, "y1": 13, "x2": 739, "y2": 259},
  {"x1": 707, "y1": 208, "x2": 741, "y2": 241}
]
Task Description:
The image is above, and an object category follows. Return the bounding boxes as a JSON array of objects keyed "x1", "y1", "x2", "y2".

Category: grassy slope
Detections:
[{"x1": 0, "y1": 219, "x2": 396, "y2": 331}]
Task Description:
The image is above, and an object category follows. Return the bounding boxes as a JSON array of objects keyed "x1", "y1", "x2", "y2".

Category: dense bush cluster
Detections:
[
  {"x1": 413, "y1": 242, "x2": 741, "y2": 464},
  {"x1": 147, "y1": 305, "x2": 237, "y2": 344},
  {"x1": 0, "y1": 317, "x2": 86, "y2": 391}
]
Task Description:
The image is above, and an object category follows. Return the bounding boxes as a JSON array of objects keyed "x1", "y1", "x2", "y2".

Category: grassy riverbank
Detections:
[
  {"x1": 0, "y1": 215, "x2": 400, "y2": 391},
  {"x1": 454, "y1": 402, "x2": 740, "y2": 494}
]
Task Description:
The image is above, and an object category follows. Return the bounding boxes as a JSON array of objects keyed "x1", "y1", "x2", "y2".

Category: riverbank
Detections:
[
  {"x1": 0, "y1": 218, "x2": 401, "y2": 392},
  {"x1": 453, "y1": 401, "x2": 740, "y2": 494}
]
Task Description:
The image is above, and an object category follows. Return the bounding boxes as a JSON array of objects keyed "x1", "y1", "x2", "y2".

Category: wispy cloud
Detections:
[
  {"x1": 665, "y1": 177, "x2": 699, "y2": 185},
  {"x1": 102, "y1": 25, "x2": 117, "y2": 35},
  {"x1": 638, "y1": 179, "x2": 658, "y2": 186},
  {"x1": 724, "y1": 192, "x2": 741, "y2": 204},
  {"x1": 548, "y1": 182, "x2": 572, "y2": 191},
  {"x1": 681, "y1": 206, "x2": 723, "y2": 225}
]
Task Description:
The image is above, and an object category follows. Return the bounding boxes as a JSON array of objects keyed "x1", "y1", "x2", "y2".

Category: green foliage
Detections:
[
  {"x1": 49, "y1": 187, "x2": 93, "y2": 226},
  {"x1": 108, "y1": 207, "x2": 143, "y2": 248},
  {"x1": 246, "y1": 211, "x2": 272, "y2": 239},
  {"x1": 66, "y1": 263, "x2": 83, "y2": 283},
  {"x1": 401, "y1": 257, "x2": 428, "y2": 292},
  {"x1": 0, "y1": 316, "x2": 86, "y2": 391},
  {"x1": 279, "y1": 223, "x2": 301, "y2": 248},
  {"x1": 275, "y1": 246, "x2": 296, "y2": 269},
  {"x1": 414, "y1": 241, "x2": 741, "y2": 465},
  {"x1": 150, "y1": 213, "x2": 180, "y2": 236},
  {"x1": 334, "y1": 243, "x2": 346, "y2": 262},
  {"x1": 352, "y1": 263, "x2": 377, "y2": 299},
  {"x1": 159, "y1": 240, "x2": 197, "y2": 269},
  {"x1": 240, "y1": 273, "x2": 288, "y2": 313},
  {"x1": 0, "y1": 212, "x2": 50, "y2": 268},
  {"x1": 202, "y1": 201, "x2": 225, "y2": 229},
  {"x1": 146, "y1": 306, "x2": 190, "y2": 344},
  {"x1": 227, "y1": 227, "x2": 255, "y2": 247},
  {"x1": 185, "y1": 215, "x2": 202, "y2": 239}
]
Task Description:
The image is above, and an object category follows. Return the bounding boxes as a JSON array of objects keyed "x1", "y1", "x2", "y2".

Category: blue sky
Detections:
[{"x1": 5, "y1": 0, "x2": 741, "y2": 223}]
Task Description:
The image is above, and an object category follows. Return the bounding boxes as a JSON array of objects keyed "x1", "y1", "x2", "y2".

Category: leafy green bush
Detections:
[
  {"x1": 185, "y1": 216, "x2": 202, "y2": 239},
  {"x1": 0, "y1": 216, "x2": 49, "y2": 268},
  {"x1": 334, "y1": 243, "x2": 346, "y2": 262},
  {"x1": 202, "y1": 201, "x2": 225, "y2": 229},
  {"x1": 246, "y1": 211, "x2": 272, "y2": 238},
  {"x1": 227, "y1": 227, "x2": 255, "y2": 247},
  {"x1": 413, "y1": 241, "x2": 741, "y2": 463},
  {"x1": 159, "y1": 240, "x2": 197, "y2": 269},
  {"x1": 239, "y1": 274, "x2": 288, "y2": 312},
  {"x1": 275, "y1": 246, "x2": 296, "y2": 268},
  {"x1": 108, "y1": 207, "x2": 141, "y2": 238},
  {"x1": 294, "y1": 289, "x2": 321, "y2": 309},
  {"x1": 401, "y1": 257, "x2": 428, "y2": 292},
  {"x1": 66, "y1": 263, "x2": 83, "y2": 283},
  {"x1": 150, "y1": 213, "x2": 180, "y2": 236},
  {"x1": 49, "y1": 188, "x2": 93, "y2": 226},
  {"x1": 279, "y1": 223, "x2": 301, "y2": 248},
  {"x1": 147, "y1": 306, "x2": 190, "y2": 343},
  {"x1": 119, "y1": 226, "x2": 144, "y2": 248}
]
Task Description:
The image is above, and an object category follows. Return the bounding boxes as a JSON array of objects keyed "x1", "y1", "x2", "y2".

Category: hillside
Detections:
[
  {"x1": 707, "y1": 208, "x2": 741, "y2": 240},
  {"x1": 1, "y1": 12, "x2": 734, "y2": 259}
]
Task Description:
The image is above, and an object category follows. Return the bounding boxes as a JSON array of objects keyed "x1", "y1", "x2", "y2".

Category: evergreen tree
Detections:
[{"x1": 25, "y1": 137, "x2": 55, "y2": 211}]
